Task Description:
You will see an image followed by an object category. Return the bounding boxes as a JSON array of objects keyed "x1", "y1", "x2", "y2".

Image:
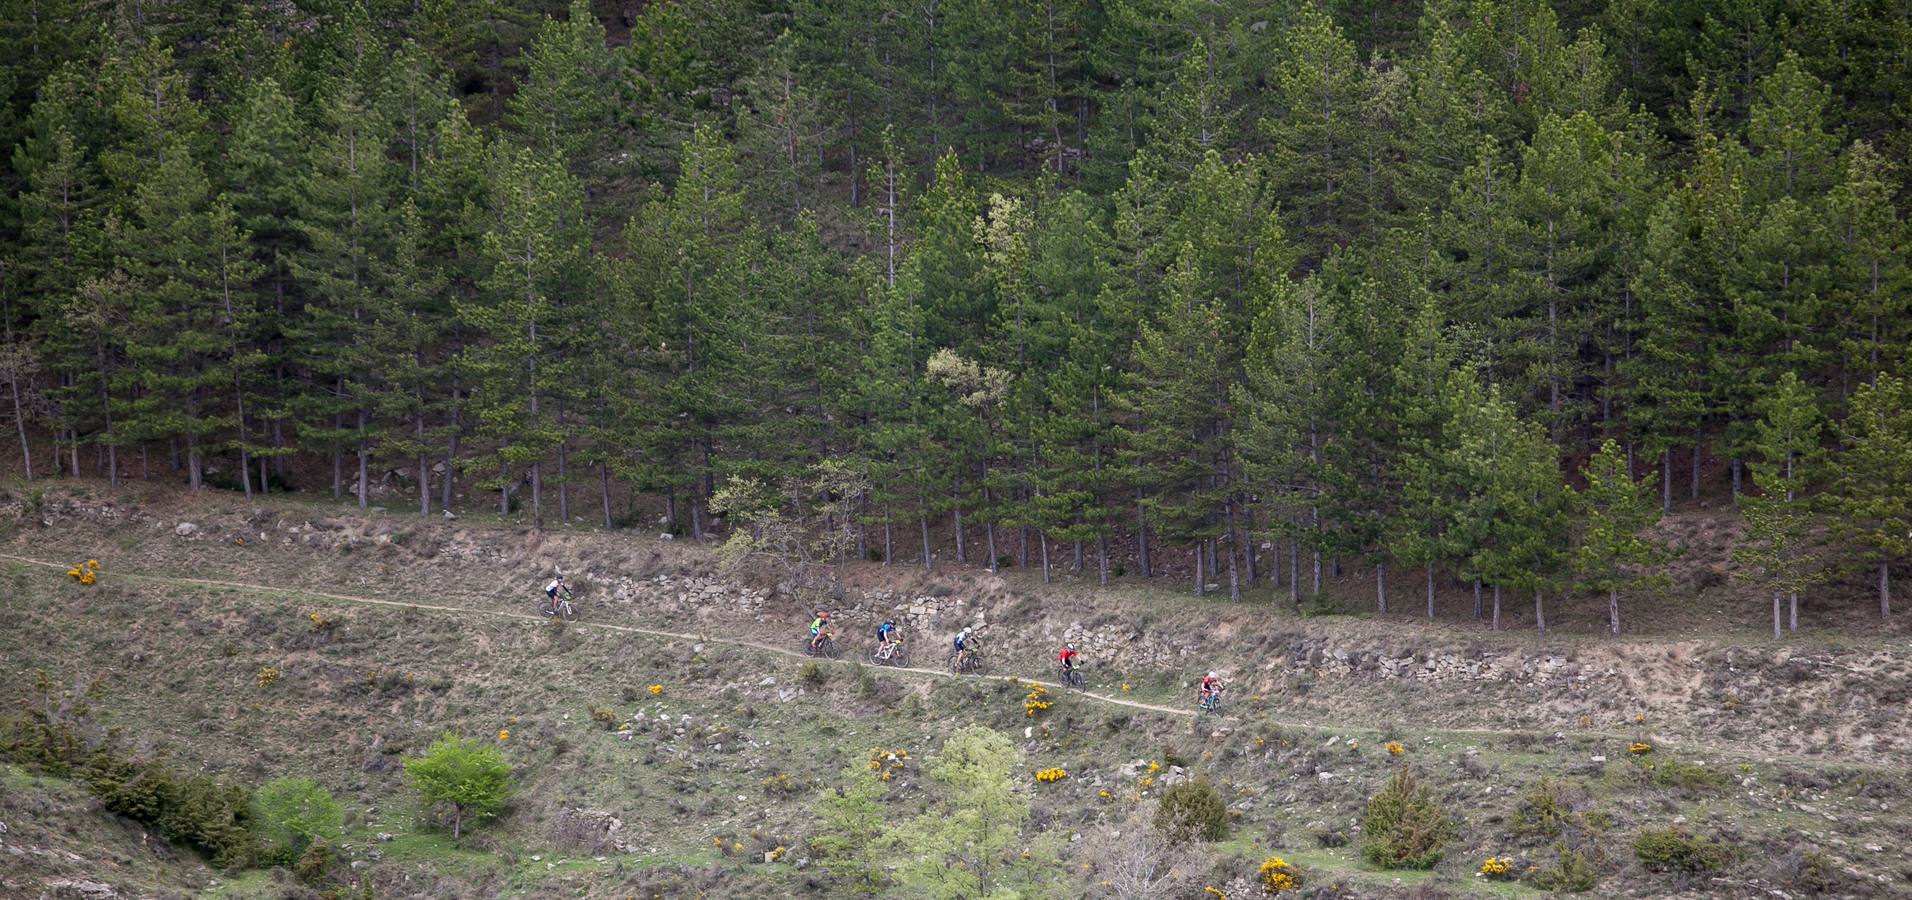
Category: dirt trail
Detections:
[
  {"x1": 6, "y1": 551, "x2": 1898, "y2": 767},
  {"x1": 0, "y1": 553, "x2": 1194, "y2": 720}
]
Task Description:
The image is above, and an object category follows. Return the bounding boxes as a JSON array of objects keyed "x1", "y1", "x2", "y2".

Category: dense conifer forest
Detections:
[{"x1": 3, "y1": 0, "x2": 1910, "y2": 633}]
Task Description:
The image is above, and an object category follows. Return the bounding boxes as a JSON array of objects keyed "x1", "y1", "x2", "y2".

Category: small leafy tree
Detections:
[
  {"x1": 1572, "y1": 439, "x2": 1669, "y2": 635},
  {"x1": 889, "y1": 725, "x2": 1059, "y2": 899},
  {"x1": 810, "y1": 763, "x2": 889, "y2": 895},
  {"x1": 1361, "y1": 765, "x2": 1454, "y2": 869},
  {"x1": 255, "y1": 776, "x2": 343, "y2": 859},
  {"x1": 404, "y1": 732, "x2": 511, "y2": 839},
  {"x1": 711, "y1": 459, "x2": 871, "y2": 596}
]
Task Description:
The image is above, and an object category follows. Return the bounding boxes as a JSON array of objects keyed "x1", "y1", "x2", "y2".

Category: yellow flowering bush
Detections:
[
  {"x1": 1204, "y1": 888, "x2": 1227, "y2": 899},
  {"x1": 648, "y1": 684, "x2": 664, "y2": 696},
  {"x1": 1098, "y1": 788, "x2": 1112, "y2": 800},
  {"x1": 1258, "y1": 855, "x2": 1302, "y2": 893},
  {"x1": 766, "y1": 845, "x2": 787, "y2": 863},
  {"x1": 255, "y1": 666, "x2": 280, "y2": 687},
  {"x1": 1023, "y1": 682, "x2": 1052, "y2": 717},
  {"x1": 1629, "y1": 742, "x2": 1653, "y2": 755},
  {"x1": 867, "y1": 747, "x2": 909, "y2": 781},
  {"x1": 1035, "y1": 767, "x2": 1067, "y2": 783},
  {"x1": 308, "y1": 611, "x2": 335, "y2": 632},
  {"x1": 498, "y1": 728, "x2": 510, "y2": 742},
  {"x1": 65, "y1": 559, "x2": 100, "y2": 586},
  {"x1": 1385, "y1": 741, "x2": 1405, "y2": 756},
  {"x1": 1480, "y1": 856, "x2": 1513, "y2": 879}
]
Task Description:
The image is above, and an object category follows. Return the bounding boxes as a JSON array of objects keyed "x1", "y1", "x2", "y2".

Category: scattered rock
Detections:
[
  {"x1": 1317, "y1": 772, "x2": 1335, "y2": 782},
  {"x1": 376, "y1": 832, "x2": 394, "y2": 842},
  {"x1": 173, "y1": 522, "x2": 196, "y2": 536}
]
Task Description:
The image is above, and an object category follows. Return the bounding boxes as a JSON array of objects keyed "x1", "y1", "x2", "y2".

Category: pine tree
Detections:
[
  {"x1": 289, "y1": 75, "x2": 393, "y2": 506},
  {"x1": 1572, "y1": 438, "x2": 1666, "y2": 635},
  {"x1": 1826, "y1": 142, "x2": 1909, "y2": 390},
  {"x1": 1825, "y1": 373, "x2": 1912, "y2": 619},
  {"x1": 459, "y1": 142, "x2": 588, "y2": 527},
  {"x1": 1732, "y1": 371, "x2": 1825, "y2": 638},
  {"x1": 507, "y1": 0, "x2": 627, "y2": 195}
]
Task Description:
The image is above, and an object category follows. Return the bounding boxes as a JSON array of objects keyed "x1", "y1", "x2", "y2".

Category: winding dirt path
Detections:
[
  {"x1": 8, "y1": 552, "x2": 1900, "y2": 767},
  {"x1": 0, "y1": 553, "x2": 1194, "y2": 719}
]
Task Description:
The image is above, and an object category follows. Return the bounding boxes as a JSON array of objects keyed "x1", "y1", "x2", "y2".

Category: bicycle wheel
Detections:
[
  {"x1": 820, "y1": 636, "x2": 840, "y2": 660},
  {"x1": 891, "y1": 646, "x2": 910, "y2": 668},
  {"x1": 1062, "y1": 668, "x2": 1082, "y2": 689},
  {"x1": 968, "y1": 653, "x2": 987, "y2": 675}
]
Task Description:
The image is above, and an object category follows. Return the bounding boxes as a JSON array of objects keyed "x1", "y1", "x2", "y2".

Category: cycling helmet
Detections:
[
  {"x1": 819, "y1": 612, "x2": 831, "y2": 620},
  {"x1": 1207, "y1": 671, "x2": 1218, "y2": 679}
]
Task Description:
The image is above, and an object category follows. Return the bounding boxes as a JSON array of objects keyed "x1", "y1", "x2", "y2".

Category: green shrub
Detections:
[
  {"x1": 1511, "y1": 778, "x2": 1575, "y2": 838},
  {"x1": 1530, "y1": 842, "x2": 1598, "y2": 892},
  {"x1": 1633, "y1": 827, "x2": 1736, "y2": 874},
  {"x1": 590, "y1": 706, "x2": 619, "y2": 730},
  {"x1": 82, "y1": 754, "x2": 257, "y2": 867},
  {"x1": 1155, "y1": 778, "x2": 1228, "y2": 845},
  {"x1": 1644, "y1": 758, "x2": 1728, "y2": 794},
  {"x1": 762, "y1": 773, "x2": 799, "y2": 797},
  {"x1": 256, "y1": 777, "x2": 342, "y2": 857},
  {"x1": 1360, "y1": 765, "x2": 1454, "y2": 870},
  {"x1": 294, "y1": 837, "x2": 336, "y2": 884},
  {"x1": 799, "y1": 661, "x2": 828, "y2": 686},
  {"x1": 404, "y1": 732, "x2": 512, "y2": 839}
]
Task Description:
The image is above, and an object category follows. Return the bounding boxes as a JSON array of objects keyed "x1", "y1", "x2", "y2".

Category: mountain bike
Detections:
[
  {"x1": 947, "y1": 645, "x2": 986, "y2": 675},
  {"x1": 802, "y1": 630, "x2": 840, "y2": 659},
  {"x1": 539, "y1": 590, "x2": 577, "y2": 622},
  {"x1": 1198, "y1": 689, "x2": 1224, "y2": 715},
  {"x1": 871, "y1": 639, "x2": 910, "y2": 668},
  {"x1": 1056, "y1": 663, "x2": 1083, "y2": 690}
]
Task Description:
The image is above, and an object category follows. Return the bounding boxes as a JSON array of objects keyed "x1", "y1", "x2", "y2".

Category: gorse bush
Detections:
[
  {"x1": 1154, "y1": 778, "x2": 1228, "y2": 845},
  {"x1": 1633, "y1": 827, "x2": 1737, "y2": 874},
  {"x1": 1360, "y1": 765, "x2": 1454, "y2": 870},
  {"x1": 1531, "y1": 842, "x2": 1599, "y2": 892}
]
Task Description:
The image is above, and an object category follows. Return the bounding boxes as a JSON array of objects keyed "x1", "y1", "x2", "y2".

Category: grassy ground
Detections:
[{"x1": 1, "y1": 485, "x2": 1908, "y2": 897}]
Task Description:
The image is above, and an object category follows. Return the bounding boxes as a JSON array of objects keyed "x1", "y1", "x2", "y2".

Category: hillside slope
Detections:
[{"x1": 0, "y1": 486, "x2": 1907, "y2": 898}]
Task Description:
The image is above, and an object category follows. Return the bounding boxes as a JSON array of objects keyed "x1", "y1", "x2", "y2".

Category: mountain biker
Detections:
[
  {"x1": 543, "y1": 575, "x2": 570, "y2": 612},
  {"x1": 1199, "y1": 671, "x2": 1223, "y2": 707},
  {"x1": 952, "y1": 626, "x2": 975, "y2": 667},
  {"x1": 1057, "y1": 644, "x2": 1080, "y2": 674},
  {"x1": 809, "y1": 611, "x2": 832, "y2": 651},
  {"x1": 875, "y1": 619, "x2": 899, "y2": 658}
]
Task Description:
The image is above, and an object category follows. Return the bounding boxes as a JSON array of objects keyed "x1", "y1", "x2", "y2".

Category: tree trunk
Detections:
[
  {"x1": 442, "y1": 377, "x2": 462, "y2": 513},
  {"x1": 1292, "y1": 538, "x2": 1307, "y2": 607},
  {"x1": 1194, "y1": 544, "x2": 1205, "y2": 596},
  {"x1": 1473, "y1": 577, "x2": 1482, "y2": 619},
  {"x1": 952, "y1": 484, "x2": 966, "y2": 563},
  {"x1": 1788, "y1": 591, "x2": 1798, "y2": 632},
  {"x1": 187, "y1": 439, "x2": 203, "y2": 490},
  {"x1": 1535, "y1": 590, "x2": 1546, "y2": 636},
  {"x1": 883, "y1": 519, "x2": 893, "y2": 565},
  {"x1": 1608, "y1": 588, "x2": 1620, "y2": 635},
  {"x1": 1881, "y1": 561, "x2": 1892, "y2": 619},
  {"x1": 1772, "y1": 591, "x2": 1782, "y2": 639},
  {"x1": 1040, "y1": 533, "x2": 1051, "y2": 583},
  {"x1": 1225, "y1": 500, "x2": 1242, "y2": 603},
  {"x1": 599, "y1": 462, "x2": 613, "y2": 528},
  {"x1": 1689, "y1": 439, "x2": 1700, "y2": 499},
  {"x1": 556, "y1": 438, "x2": 569, "y2": 524},
  {"x1": 356, "y1": 408, "x2": 369, "y2": 510},
  {"x1": 1072, "y1": 540, "x2": 1083, "y2": 574},
  {"x1": 1661, "y1": 447, "x2": 1672, "y2": 512},
  {"x1": 530, "y1": 458, "x2": 544, "y2": 530},
  {"x1": 417, "y1": 416, "x2": 430, "y2": 516},
  {"x1": 920, "y1": 514, "x2": 932, "y2": 570},
  {"x1": 10, "y1": 368, "x2": 31, "y2": 481},
  {"x1": 1135, "y1": 489, "x2": 1151, "y2": 577},
  {"x1": 1730, "y1": 458, "x2": 1741, "y2": 507},
  {"x1": 1097, "y1": 534, "x2": 1109, "y2": 585},
  {"x1": 1375, "y1": 562, "x2": 1387, "y2": 613},
  {"x1": 1491, "y1": 585, "x2": 1501, "y2": 630},
  {"x1": 1425, "y1": 561, "x2": 1435, "y2": 619}
]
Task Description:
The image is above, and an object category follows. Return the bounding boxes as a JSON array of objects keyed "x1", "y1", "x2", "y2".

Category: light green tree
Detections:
[
  {"x1": 810, "y1": 763, "x2": 889, "y2": 895},
  {"x1": 889, "y1": 725, "x2": 1059, "y2": 900},
  {"x1": 1732, "y1": 372, "x2": 1825, "y2": 638},
  {"x1": 255, "y1": 776, "x2": 342, "y2": 857},
  {"x1": 404, "y1": 732, "x2": 511, "y2": 840},
  {"x1": 1572, "y1": 439, "x2": 1667, "y2": 635},
  {"x1": 1825, "y1": 373, "x2": 1912, "y2": 620}
]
